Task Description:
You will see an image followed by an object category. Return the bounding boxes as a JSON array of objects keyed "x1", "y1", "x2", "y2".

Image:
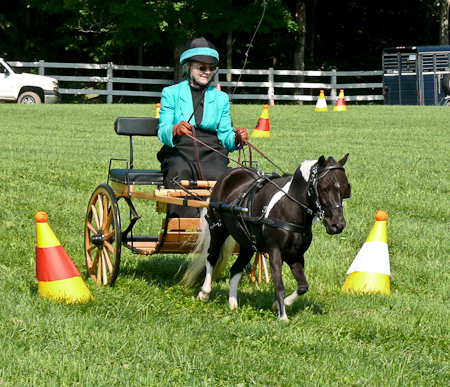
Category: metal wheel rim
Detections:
[{"x1": 21, "y1": 96, "x2": 36, "y2": 104}]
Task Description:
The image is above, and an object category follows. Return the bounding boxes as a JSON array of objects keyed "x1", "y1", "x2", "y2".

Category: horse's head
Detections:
[{"x1": 315, "y1": 154, "x2": 351, "y2": 235}]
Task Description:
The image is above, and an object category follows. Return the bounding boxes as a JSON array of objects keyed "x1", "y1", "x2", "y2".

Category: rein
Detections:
[
  {"x1": 185, "y1": 130, "x2": 346, "y2": 221},
  {"x1": 185, "y1": 132, "x2": 286, "y2": 174}
]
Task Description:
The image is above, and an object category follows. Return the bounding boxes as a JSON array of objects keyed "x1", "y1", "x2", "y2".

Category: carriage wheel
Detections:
[{"x1": 85, "y1": 184, "x2": 122, "y2": 286}]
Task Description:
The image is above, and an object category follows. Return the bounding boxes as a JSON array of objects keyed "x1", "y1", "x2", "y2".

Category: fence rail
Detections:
[{"x1": 9, "y1": 60, "x2": 384, "y2": 104}]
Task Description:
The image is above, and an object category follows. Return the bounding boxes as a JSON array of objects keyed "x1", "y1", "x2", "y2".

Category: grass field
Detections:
[{"x1": 1, "y1": 103, "x2": 450, "y2": 386}]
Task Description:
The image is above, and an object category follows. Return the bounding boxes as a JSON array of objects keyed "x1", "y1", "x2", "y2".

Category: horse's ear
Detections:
[
  {"x1": 338, "y1": 153, "x2": 349, "y2": 166},
  {"x1": 318, "y1": 156, "x2": 326, "y2": 167}
]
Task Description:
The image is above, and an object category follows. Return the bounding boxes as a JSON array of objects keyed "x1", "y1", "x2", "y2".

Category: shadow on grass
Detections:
[
  {"x1": 210, "y1": 284, "x2": 324, "y2": 316},
  {"x1": 118, "y1": 254, "x2": 323, "y2": 316},
  {"x1": 118, "y1": 253, "x2": 190, "y2": 287}
]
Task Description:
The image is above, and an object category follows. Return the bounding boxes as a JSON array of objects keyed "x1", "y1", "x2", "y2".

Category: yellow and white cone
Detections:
[
  {"x1": 35, "y1": 212, "x2": 92, "y2": 303},
  {"x1": 342, "y1": 211, "x2": 390, "y2": 295},
  {"x1": 315, "y1": 90, "x2": 328, "y2": 112}
]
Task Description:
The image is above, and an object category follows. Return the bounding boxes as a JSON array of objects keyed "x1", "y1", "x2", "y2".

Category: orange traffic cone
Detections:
[
  {"x1": 216, "y1": 83, "x2": 221, "y2": 91},
  {"x1": 315, "y1": 90, "x2": 328, "y2": 112},
  {"x1": 155, "y1": 103, "x2": 161, "y2": 118},
  {"x1": 342, "y1": 211, "x2": 390, "y2": 295},
  {"x1": 251, "y1": 104, "x2": 270, "y2": 138},
  {"x1": 35, "y1": 212, "x2": 92, "y2": 303},
  {"x1": 333, "y1": 89, "x2": 347, "y2": 112}
]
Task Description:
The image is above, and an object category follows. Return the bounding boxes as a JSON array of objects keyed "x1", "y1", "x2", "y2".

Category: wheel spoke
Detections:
[
  {"x1": 96, "y1": 251, "x2": 102, "y2": 286},
  {"x1": 86, "y1": 222, "x2": 98, "y2": 235},
  {"x1": 87, "y1": 244, "x2": 97, "y2": 253},
  {"x1": 104, "y1": 240, "x2": 115, "y2": 255},
  {"x1": 102, "y1": 247, "x2": 114, "y2": 274},
  {"x1": 104, "y1": 229, "x2": 116, "y2": 241},
  {"x1": 91, "y1": 249, "x2": 100, "y2": 271},
  {"x1": 97, "y1": 193, "x2": 104, "y2": 228},
  {"x1": 104, "y1": 210, "x2": 113, "y2": 231},
  {"x1": 102, "y1": 195, "x2": 109, "y2": 229},
  {"x1": 91, "y1": 204, "x2": 100, "y2": 229},
  {"x1": 101, "y1": 250, "x2": 108, "y2": 285}
]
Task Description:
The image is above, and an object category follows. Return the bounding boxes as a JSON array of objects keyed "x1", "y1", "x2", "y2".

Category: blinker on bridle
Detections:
[{"x1": 309, "y1": 164, "x2": 351, "y2": 221}]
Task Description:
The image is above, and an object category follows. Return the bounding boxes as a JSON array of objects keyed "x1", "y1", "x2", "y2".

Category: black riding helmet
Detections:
[{"x1": 180, "y1": 37, "x2": 219, "y2": 65}]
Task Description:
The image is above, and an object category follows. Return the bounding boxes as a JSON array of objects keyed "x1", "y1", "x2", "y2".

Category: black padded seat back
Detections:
[
  {"x1": 109, "y1": 168, "x2": 164, "y2": 185},
  {"x1": 114, "y1": 117, "x2": 159, "y2": 136}
]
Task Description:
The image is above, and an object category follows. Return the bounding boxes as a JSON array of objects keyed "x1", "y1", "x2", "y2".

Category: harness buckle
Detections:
[
  {"x1": 316, "y1": 210, "x2": 324, "y2": 222},
  {"x1": 251, "y1": 235, "x2": 258, "y2": 252},
  {"x1": 205, "y1": 215, "x2": 222, "y2": 229}
]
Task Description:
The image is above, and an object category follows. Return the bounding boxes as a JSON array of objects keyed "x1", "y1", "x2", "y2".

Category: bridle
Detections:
[{"x1": 308, "y1": 164, "x2": 347, "y2": 222}]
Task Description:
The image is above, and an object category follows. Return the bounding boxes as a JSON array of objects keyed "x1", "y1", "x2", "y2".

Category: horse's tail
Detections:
[{"x1": 180, "y1": 209, "x2": 235, "y2": 288}]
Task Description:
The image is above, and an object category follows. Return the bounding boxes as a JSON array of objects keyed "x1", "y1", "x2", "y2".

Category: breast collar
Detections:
[{"x1": 228, "y1": 170, "x2": 313, "y2": 252}]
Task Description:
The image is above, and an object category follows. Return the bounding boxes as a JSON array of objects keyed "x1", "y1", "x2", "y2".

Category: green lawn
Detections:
[{"x1": 1, "y1": 103, "x2": 450, "y2": 386}]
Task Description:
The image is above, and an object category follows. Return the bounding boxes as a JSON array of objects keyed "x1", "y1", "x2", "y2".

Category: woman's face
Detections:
[{"x1": 189, "y1": 61, "x2": 216, "y2": 87}]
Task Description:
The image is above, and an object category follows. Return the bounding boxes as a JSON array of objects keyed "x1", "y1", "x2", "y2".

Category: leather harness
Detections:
[{"x1": 209, "y1": 164, "x2": 347, "y2": 253}]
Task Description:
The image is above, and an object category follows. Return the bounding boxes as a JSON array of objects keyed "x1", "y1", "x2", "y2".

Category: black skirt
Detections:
[{"x1": 157, "y1": 128, "x2": 231, "y2": 218}]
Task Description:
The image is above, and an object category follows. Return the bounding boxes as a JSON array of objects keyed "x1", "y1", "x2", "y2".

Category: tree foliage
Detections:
[{"x1": 0, "y1": 0, "x2": 446, "y2": 71}]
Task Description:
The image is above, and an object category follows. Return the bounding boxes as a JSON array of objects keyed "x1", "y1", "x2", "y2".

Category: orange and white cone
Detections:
[
  {"x1": 155, "y1": 103, "x2": 161, "y2": 118},
  {"x1": 35, "y1": 212, "x2": 92, "y2": 303},
  {"x1": 315, "y1": 90, "x2": 328, "y2": 112},
  {"x1": 342, "y1": 211, "x2": 390, "y2": 295},
  {"x1": 333, "y1": 89, "x2": 347, "y2": 112},
  {"x1": 251, "y1": 104, "x2": 270, "y2": 138},
  {"x1": 216, "y1": 83, "x2": 221, "y2": 91}
]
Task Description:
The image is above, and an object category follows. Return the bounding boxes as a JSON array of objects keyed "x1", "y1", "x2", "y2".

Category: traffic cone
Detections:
[
  {"x1": 342, "y1": 211, "x2": 390, "y2": 295},
  {"x1": 155, "y1": 103, "x2": 161, "y2": 118},
  {"x1": 333, "y1": 89, "x2": 347, "y2": 112},
  {"x1": 35, "y1": 212, "x2": 92, "y2": 303},
  {"x1": 216, "y1": 83, "x2": 221, "y2": 91},
  {"x1": 251, "y1": 104, "x2": 270, "y2": 138},
  {"x1": 315, "y1": 90, "x2": 328, "y2": 112}
]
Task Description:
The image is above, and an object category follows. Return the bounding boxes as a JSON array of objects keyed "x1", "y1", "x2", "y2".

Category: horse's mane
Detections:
[{"x1": 298, "y1": 160, "x2": 317, "y2": 182}]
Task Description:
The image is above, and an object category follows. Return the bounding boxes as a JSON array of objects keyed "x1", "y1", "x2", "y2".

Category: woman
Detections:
[{"x1": 157, "y1": 37, "x2": 248, "y2": 218}]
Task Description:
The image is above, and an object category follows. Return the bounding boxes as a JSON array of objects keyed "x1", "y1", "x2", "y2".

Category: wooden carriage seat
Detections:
[
  {"x1": 109, "y1": 117, "x2": 164, "y2": 187},
  {"x1": 109, "y1": 117, "x2": 213, "y2": 255}
]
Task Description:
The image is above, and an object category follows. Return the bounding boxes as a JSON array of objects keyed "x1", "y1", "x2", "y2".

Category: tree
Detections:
[{"x1": 438, "y1": 0, "x2": 450, "y2": 44}]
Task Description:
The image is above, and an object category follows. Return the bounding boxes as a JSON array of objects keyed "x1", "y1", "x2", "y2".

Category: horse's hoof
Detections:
[
  {"x1": 279, "y1": 316, "x2": 289, "y2": 322},
  {"x1": 197, "y1": 291, "x2": 209, "y2": 301},
  {"x1": 229, "y1": 297, "x2": 238, "y2": 310}
]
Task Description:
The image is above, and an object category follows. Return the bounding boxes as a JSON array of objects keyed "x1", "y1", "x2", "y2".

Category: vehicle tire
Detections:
[
  {"x1": 85, "y1": 184, "x2": 122, "y2": 286},
  {"x1": 443, "y1": 74, "x2": 450, "y2": 96},
  {"x1": 17, "y1": 91, "x2": 42, "y2": 104},
  {"x1": 444, "y1": 99, "x2": 450, "y2": 107}
]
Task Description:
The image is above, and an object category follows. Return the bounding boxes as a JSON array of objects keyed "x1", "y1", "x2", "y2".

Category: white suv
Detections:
[{"x1": 0, "y1": 58, "x2": 61, "y2": 104}]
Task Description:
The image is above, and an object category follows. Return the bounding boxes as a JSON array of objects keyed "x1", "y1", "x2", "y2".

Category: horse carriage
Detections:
[
  {"x1": 84, "y1": 116, "x2": 351, "y2": 320},
  {"x1": 84, "y1": 116, "x2": 246, "y2": 287}
]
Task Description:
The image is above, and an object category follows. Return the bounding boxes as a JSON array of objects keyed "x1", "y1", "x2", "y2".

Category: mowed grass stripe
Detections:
[{"x1": 0, "y1": 104, "x2": 449, "y2": 386}]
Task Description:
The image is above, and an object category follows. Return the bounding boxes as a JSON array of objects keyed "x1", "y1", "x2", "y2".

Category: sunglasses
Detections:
[{"x1": 192, "y1": 64, "x2": 217, "y2": 72}]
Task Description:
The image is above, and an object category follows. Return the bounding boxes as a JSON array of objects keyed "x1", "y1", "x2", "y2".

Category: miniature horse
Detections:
[{"x1": 181, "y1": 154, "x2": 351, "y2": 320}]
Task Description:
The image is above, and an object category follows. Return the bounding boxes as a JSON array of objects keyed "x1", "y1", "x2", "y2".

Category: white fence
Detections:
[{"x1": 9, "y1": 60, "x2": 384, "y2": 104}]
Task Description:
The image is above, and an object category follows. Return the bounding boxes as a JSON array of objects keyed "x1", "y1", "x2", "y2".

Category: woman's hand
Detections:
[
  {"x1": 173, "y1": 121, "x2": 193, "y2": 137},
  {"x1": 234, "y1": 128, "x2": 248, "y2": 147}
]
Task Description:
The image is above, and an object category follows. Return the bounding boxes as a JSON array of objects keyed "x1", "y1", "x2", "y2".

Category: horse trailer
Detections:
[{"x1": 382, "y1": 46, "x2": 450, "y2": 106}]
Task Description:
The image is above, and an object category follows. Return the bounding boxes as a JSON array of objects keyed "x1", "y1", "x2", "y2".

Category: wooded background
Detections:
[{"x1": 1, "y1": 0, "x2": 450, "y2": 77}]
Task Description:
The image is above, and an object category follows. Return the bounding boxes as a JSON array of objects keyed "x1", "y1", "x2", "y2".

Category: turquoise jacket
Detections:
[{"x1": 157, "y1": 79, "x2": 238, "y2": 152}]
